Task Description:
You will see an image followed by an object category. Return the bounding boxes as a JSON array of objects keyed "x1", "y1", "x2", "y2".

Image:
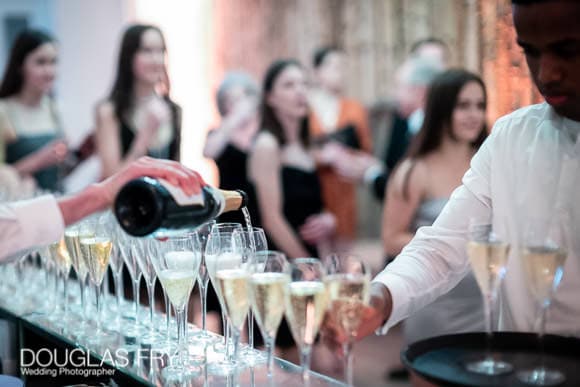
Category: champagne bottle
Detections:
[{"x1": 114, "y1": 177, "x2": 247, "y2": 236}]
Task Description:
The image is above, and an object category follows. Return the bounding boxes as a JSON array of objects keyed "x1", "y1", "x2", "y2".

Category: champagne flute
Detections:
[
  {"x1": 150, "y1": 233, "x2": 201, "y2": 379},
  {"x1": 235, "y1": 227, "x2": 268, "y2": 365},
  {"x1": 205, "y1": 222, "x2": 243, "y2": 356},
  {"x1": 517, "y1": 216, "x2": 569, "y2": 386},
  {"x1": 286, "y1": 258, "x2": 327, "y2": 383},
  {"x1": 188, "y1": 220, "x2": 219, "y2": 346},
  {"x1": 134, "y1": 237, "x2": 162, "y2": 344},
  {"x1": 48, "y1": 237, "x2": 72, "y2": 328},
  {"x1": 249, "y1": 251, "x2": 290, "y2": 377},
  {"x1": 118, "y1": 231, "x2": 144, "y2": 336},
  {"x1": 465, "y1": 219, "x2": 513, "y2": 375},
  {"x1": 64, "y1": 222, "x2": 93, "y2": 341},
  {"x1": 80, "y1": 215, "x2": 114, "y2": 348},
  {"x1": 324, "y1": 253, "x2": 370, "y2": 386},
  {"x1": 106, "y1": 221, "x2": 127, "y2": 331},
  {"x1": 213, "y1": 231, "x2": 249, "y2": 374}
]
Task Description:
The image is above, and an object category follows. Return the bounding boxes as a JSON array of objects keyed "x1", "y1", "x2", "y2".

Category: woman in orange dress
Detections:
[{"x1": 308, "y1": 46, "x2": 372, "y2": 248}]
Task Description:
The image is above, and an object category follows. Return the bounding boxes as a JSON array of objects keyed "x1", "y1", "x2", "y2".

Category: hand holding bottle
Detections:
[{"x1": 97, "y1": 156, "x2": 205, "y2": 206}]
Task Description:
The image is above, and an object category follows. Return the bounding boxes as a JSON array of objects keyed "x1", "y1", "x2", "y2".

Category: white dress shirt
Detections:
[
  {"x1": 375, "y1": 103, "x2": 580, "y2": 336},
  {"x1": 0, "y1": 195, "x2": 65, "y2": 263}
]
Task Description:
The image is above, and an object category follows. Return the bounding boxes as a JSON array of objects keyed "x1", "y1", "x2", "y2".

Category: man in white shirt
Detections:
[
  {"x1": 0, "y1": 156, "x2": 204, "y2": 263},
  {"x1": 324, "y1": 0, "x2": 580, "y2": 343}
]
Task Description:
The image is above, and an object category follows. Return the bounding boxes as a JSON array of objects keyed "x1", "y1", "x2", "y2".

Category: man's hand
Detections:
[
  {"x1": 320, "y1": 283, "x2": 393, "y2": 353},
  {"x1": 96, "y1": 156, "x2": 206, "y2": 207},
  {"x1": 332, "y1": 152, "x2": 382, "y2": 183}
]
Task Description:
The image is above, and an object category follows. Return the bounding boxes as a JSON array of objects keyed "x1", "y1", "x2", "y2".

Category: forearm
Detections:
[
  {"x1": 12, "y1": 153, "x2": 44, "y2": 175},
  {"x1": 57, "y1": 183, "x2": 109, "y2": 226},
  {"x1": 203, "y1": 127, "x2": 232, "y2": 159},
  {"x1": 264, "y1": 216, "x2": 310, "y2": 258}
]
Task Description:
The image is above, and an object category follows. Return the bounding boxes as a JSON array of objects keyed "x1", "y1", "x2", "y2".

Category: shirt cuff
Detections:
[
  {"x1": 12, "y1": 195, "x2": 65, "y2": 248},
  {"x1": 363, "y1": 164, "x2": 385, "y2": 185},
  {"x1": 372, "y1": 269, "x2": 411, "y2": 335}
]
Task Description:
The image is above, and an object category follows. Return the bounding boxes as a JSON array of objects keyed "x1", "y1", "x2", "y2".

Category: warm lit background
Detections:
[{"x1": 0, "y1": 0, "x2": 542, "y2": 186}]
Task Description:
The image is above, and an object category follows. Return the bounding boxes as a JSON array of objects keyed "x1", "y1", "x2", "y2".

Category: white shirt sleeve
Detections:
[
  {"x1": 373, "y1": 124, "x2": 499, "y2": 334},
  {"x1": 0, "y1": 195, "x2": 65, "y2": 263}
]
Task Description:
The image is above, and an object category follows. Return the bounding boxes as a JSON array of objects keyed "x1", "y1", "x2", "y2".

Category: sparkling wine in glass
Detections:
[
  {"x1": 465, "y1": 220, "x2": 513, "y2": 375},
  {"x1": 80, "y1": 215, "x2": 114, "y2": 348},
  {"x1": 48, "y1": 237, "x2": 72, "y2": 327},
  {"x1": 64, "y1": 222, "x2": 93, "y2": 341},
  {"x1": 234, "y1": 227, "x2": 268, "y2": 365},
  {"x1": 205, "y1": 223, "x2": 243, "y2": 357},
  {"x1": 324, "y1": 253, "x2": 370, "y2": 386},
  {"x1": 285, "y1": 258, "x2": 327, "y2": 383},
  {"x1": 249, "y1": 250, "x2": 289, "y2": 376},
  {"x1": 150, "y1": 233, "x2": 201, "y2": 380},
  {"x1": 517, "y1": 217, "x2": 569, "y2": 386}
]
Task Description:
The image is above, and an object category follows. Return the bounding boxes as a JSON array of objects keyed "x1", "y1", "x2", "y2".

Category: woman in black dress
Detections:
[{"x1": 248, "y1": 59, "x2": 336, "y2": 359}]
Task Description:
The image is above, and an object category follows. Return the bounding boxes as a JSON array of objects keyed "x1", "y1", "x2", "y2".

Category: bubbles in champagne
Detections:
[{"x1": 250, "y1": 272, "x2": 289, "y2": 338}]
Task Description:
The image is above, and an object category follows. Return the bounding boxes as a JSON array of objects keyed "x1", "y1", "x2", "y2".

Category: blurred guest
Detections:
[
  {"x1": 95, "y1": 24, "x2": 181, "y2": 180},
  {"x1": 250, "y1": 59, "x2": 336, "y2": 260},
  {"x1": 383, "y1": 70, "x2": 487, "y2": 386},
  {"x1": 203, "y1": 71, "x2": 260, "y2": 224},
  {"x1": 308, "y1": 46, "x2": 372, "y2": 248},
  {"x1": 249, "y1": 58, "x2": 336, "y2": 363},
  {"x1": 409, "y1": 37, "x2": 451, "y2": 67},
  {"x1": 0, "y1": 29, "x2": 68, "y2": 191},
  {"x1": 331, "y1": 56, "x2": 445, "y2": 200}
]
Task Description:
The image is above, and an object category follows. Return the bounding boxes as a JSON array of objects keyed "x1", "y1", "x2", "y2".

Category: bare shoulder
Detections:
[
  {"x1": 95, "y1": 100, "x2": 116, "y2": 119},
  {"x1": 253, "y1": 131, "x2": 279, "y2": 152},
  {"x1": 390, "y1": 158, "x2": 427, "y2": 199}
]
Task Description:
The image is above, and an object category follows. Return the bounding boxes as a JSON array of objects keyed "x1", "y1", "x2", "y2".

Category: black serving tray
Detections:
[{"x1": 401, "y1": 332, "x2": 580, "y2": 387}]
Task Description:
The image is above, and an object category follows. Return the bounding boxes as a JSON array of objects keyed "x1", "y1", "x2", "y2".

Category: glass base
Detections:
[
  {"x1": 518, "y1": 368, "x2": 565, "y2": 386},
  {"x1": 465, "y1": 358, "x2": 513, "y2": 375},
  {"x1": 240, "y1": 347, "x2": 267, "y2": 366},
  {"x1": 189, "y1": 330, "x2": 220, "y2": 347},
  {"x1": 206, "y1": 360, "x2": 244, "y2": 376},
  {"x1": 160, "y1": 365, "x2": 200, "y2": 384}
]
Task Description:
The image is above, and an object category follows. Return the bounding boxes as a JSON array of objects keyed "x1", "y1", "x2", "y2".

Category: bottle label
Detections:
[{"x1": 158, "y1": 179, "x2": 205, "y2": 206}]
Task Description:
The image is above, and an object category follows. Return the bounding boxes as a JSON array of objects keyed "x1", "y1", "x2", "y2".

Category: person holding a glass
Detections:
[{"x1": 323, "y1": 1, "x2": 580, "y2": 386}]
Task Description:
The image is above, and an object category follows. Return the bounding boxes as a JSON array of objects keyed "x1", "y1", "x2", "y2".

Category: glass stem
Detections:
[
  {"x1": 112, "y1": 272, "x2": 122, "y2": 319},
  {"x1": 164, "y1": 292, "x2": 171, "y2": 338},
  {"x1": 300, "y1": 345, "x2": 312, "y2": 385},
  {"x1": 265, "y1": 336, "x2": 276, "y2": 377},
  {"x1": 63, "y1": 274, "x2": 69, "y2": 320},
  {"x1": 343, "y1": 340, "x2": 354, "y2": 386},
  {"x1": 176, "y1": 307, "x2": 186, "y2": 366},
  {"x1": 483, "y1": 292, "x2": 494, "y2": 360},
  {"x1": 200, "y1": 283, "x2": 208, "y2": 332},
  {"x1": 79, "y1": 276, "x2": 86, "y2": 322},
  {"x1": 95, "y1": 282, "x2": 102, "y2": 333},
  {"x1": 538, "y1": 303, "x2": 549, "y2": 371},
  {"x1": 147, "y1": 282, "x2": 155, "y2": 332},
  {"x1": 230, "y1": 326, "x2": 240, "y2": 363},
  {"x1": 132, "y1": 280, "x2": 140, "y2": 324},
  {"x1": 248, "y1": 309, "x2": 254, "y2": 349}
]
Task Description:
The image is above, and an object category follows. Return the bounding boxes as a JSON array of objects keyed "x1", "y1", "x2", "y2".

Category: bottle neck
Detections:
[{"x1": 220, "y1": 189, "x2": 246, "y2": 213}]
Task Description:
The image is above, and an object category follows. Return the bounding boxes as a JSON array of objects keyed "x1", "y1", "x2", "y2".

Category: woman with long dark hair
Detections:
[
  {"x1": 0, "y1": 29, "x2": 68, "y2": 191},
  {"x1": 249, "y1": 59, "x2": 336, "y2": 360},
  {"x1": 249, "y1": 59, "x2": 336, "y2": 260},
  {"x1": 95, "y1": 24, "x2": 181, "y2": 179},
  {"x1": 382, "y1": 69, "x2": 487, "y2": 386}
]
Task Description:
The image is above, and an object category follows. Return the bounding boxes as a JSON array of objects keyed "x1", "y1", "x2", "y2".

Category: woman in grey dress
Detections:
[{"x1": 382, "y1": 69, "x2": 488, "y2": 386}]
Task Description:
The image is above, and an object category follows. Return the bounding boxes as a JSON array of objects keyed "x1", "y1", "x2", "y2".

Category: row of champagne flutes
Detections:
[
  {"x1": 202, "y1": 222, "x2": 372, "y2": 386},
  {"x1": 466, "y1": 215, "x2": 569, "y2": 386}
]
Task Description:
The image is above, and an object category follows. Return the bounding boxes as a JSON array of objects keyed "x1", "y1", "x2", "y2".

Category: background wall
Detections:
[{"x1": 0, "y1": 0, "x2": 542, "y2": 184}]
